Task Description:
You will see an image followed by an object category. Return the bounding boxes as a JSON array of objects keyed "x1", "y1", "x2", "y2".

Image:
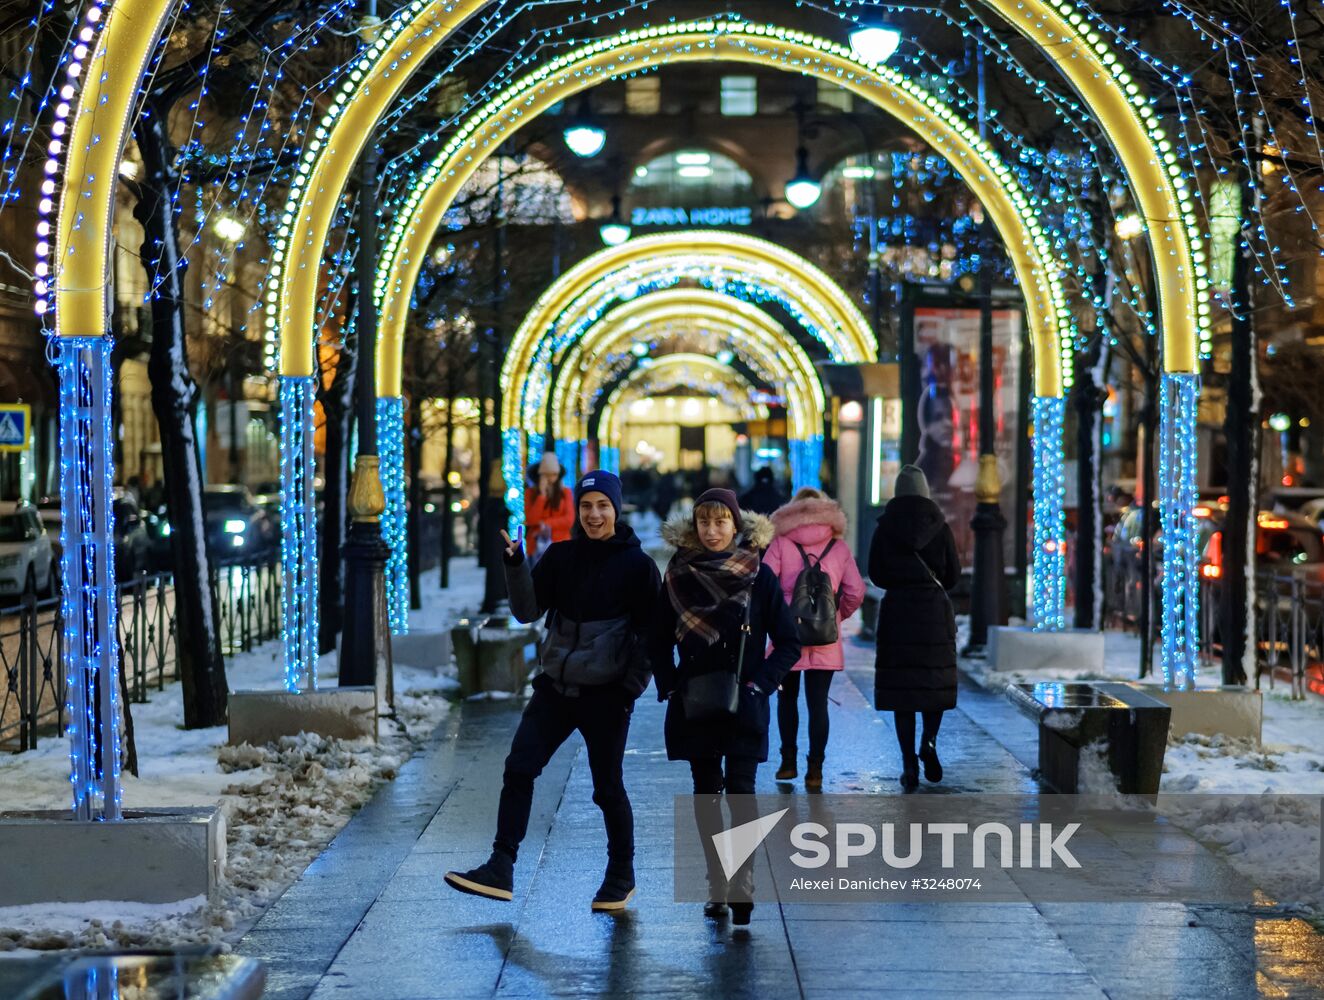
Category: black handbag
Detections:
[{"x1": 681, "y1": 597, "x2": 752, "y2": 722}]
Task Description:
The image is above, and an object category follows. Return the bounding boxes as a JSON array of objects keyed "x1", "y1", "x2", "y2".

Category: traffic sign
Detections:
[{"x1": 0, "y1": 404, "x2": 31, "y2": 453}]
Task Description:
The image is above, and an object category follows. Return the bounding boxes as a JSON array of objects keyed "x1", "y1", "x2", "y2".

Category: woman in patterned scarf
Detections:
[{"x1": 651, "y1": 488, "x2": 801, "y2": 926}]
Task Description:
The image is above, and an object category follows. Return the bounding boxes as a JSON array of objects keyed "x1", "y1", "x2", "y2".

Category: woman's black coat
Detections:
[
  {"x1": 868, "y1": 494, "x2": 961, "y2": 712},
  {"x1": 651, "y1": 560, "x2": 801, "y2": 764}
]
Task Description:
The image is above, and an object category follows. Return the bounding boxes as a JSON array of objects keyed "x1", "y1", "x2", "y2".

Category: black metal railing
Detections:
[
  {"x1": 1200, "y1": 572, "x2": 1324, "y2": 699},
  {"x1": 1, "y1": 558, "x2": 281, "y2": 753}
]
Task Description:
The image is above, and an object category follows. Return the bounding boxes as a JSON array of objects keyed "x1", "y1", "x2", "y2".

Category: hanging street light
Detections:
[
  {"x1": 785, "y1": 146, "x2": 822, "y2": 209},
  {"x1": 563, "y1": 96, "x2": 606, "y2": 157},
  {"x1": 849, "y1": 25, "x2": 902, "y2": 65},
  {"x1": 599, "y1": 195, "x2": 631, "y2": 246}
]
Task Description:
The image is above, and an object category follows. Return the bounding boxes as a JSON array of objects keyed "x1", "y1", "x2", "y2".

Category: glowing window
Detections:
[{"x1": 721, "y1": 76, "x2": 757, "y2": 116}]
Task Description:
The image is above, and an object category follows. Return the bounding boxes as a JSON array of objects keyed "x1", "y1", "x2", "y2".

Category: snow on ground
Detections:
[
  {"x1": 0, "y1": 558, "x2": 487, "y2": 954},
  {"x1": 959, "y1": 626, "x2": 1324, "y2": 917}
]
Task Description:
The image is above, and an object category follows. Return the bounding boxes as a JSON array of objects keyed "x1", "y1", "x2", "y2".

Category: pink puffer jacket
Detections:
[{"x1": 763, "y1": 496, "x2": 866, "y2": 671}]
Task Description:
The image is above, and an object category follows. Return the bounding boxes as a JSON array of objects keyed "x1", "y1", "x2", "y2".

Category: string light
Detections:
[
  {"x1": 279, "y1": 377, "x2": 318, "y2": 692},
  {"x1": 377, "y1": 396, "x2": 408, "y2": 635},
  {"x1": 1158, "y1": 372, "x2": 1201, "y2": 689},
  {"x1": 1031, "y1": 395, "x2": 1067, "y2": 632}
]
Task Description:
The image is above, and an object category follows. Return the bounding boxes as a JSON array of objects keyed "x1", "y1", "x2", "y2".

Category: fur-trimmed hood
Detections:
[
  {"x1": 770, "y1": 495, "x2": 847, "y2": 540},
  {"x1": 660, "y1": 510, "x2": 776, "y2": 552}
]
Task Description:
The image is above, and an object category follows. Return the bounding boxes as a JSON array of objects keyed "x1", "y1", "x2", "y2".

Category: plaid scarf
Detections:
[{"x1": 665, "y1": 542, "x2": 761, "y2": 646}]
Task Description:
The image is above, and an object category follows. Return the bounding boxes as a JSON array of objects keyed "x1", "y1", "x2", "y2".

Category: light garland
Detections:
[
  {"x1": 279, "y1": 376, "x2": 319, "y2": 692},
  {"x1": 1031, "y1": 395, "x2": 1067, "y2": 632},
  {"x1": 1158, "y1": 372, "x2": 1201, "y2": 689},
  {"x1": 57, "y1": 337, "x2": 121, "y2": 821},
  {"x1": 789, "y1": 437, "x2": 826, "y2": 493},
  {"x1": 377, "y1": 396, "x2": 408, "y2": 636}
]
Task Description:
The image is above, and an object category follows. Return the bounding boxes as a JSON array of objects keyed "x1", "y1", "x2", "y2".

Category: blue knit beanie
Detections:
[{"x1": 574, "y1": 471, "x2": 623, "y2": 517}]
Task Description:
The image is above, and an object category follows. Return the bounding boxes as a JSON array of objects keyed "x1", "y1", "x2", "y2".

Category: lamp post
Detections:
[
  {"x1": 339, "y1": 3, "x2": 393, "y2": 706},
  {"x1": 963, "y1": 45, "x2": 1007, "y2": 657}
]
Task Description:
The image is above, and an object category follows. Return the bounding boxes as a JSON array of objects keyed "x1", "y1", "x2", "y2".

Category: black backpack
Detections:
[{"x1": 790, "y1": 539, "x2": 839, "y2": 646}]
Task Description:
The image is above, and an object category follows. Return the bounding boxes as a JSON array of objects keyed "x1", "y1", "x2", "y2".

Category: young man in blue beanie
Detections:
[{"x1": 445, "y1": 471, "x2": 661, "y2": 911}]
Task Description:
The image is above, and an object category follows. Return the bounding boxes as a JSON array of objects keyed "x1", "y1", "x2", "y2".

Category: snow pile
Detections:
[
  {"x1": 1161, "y1": 794, "x2": 1323, "y2": 916},
  {"x1": 0, "y1": 684, "x2": 448, "y2": 953}
]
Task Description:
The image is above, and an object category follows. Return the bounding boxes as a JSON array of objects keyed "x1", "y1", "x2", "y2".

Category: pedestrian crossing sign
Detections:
[{"x1": 0, "y1": 404, "x2": 31, "y2": 452}]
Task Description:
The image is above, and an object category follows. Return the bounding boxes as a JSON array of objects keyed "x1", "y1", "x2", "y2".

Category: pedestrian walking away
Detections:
[
  {"x1": 738, "y1": 466, "x2": 786, "y2": 515},
  {"x1": 868, "y1": 465, "x2": 961, "y2": 792},
  {"x1": 762, "y1": 488, "x2": 865, "y2": 791},
  {"x1": 444, "y1": 470, "x2": 661, "y2": 912},
  {"x1": 651, "y1": 488, "x2": 801, "y2": 926},
  {"x1": 524, "y1": 452, "x2": 575, "y2": 560}
]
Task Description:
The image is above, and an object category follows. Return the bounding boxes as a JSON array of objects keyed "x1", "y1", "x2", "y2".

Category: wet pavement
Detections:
[{"x1": 237, "y1": 640, "x2": 1324, "y2": 999}]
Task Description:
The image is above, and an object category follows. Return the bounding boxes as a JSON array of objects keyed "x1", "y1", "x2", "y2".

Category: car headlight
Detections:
[
  {"x1": 223, "y1": 519, "x2": 247, "y2": 535},
  {"x1": 231, "y1": 535, "x2": 245, "y2": 548}
]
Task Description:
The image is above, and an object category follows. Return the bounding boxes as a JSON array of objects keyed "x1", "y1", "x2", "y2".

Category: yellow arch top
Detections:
[{"x1": 372, "y1": 21, "x2": 1070, "y2": 402}]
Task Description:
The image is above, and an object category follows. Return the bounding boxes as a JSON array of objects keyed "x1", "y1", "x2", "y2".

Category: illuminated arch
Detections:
[
  {"x1": 552, "y1": 290, "x2": 825, "y2": 445},
  {"x1": 595, "y1": 354, "x2": 769, "y2": 472},
  {"x1": 372, "y1": 22, "x2": 1068, "y2": 401}
]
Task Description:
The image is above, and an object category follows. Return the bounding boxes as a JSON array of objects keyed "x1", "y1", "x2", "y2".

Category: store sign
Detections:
[{"x1": 631, "y1": 206, "x2": 753, "y2": 227}]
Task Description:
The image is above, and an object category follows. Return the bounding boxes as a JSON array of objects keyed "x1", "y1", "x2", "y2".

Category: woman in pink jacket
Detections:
[{"x1": 763, "y1": 488, "x2": 866, "y2": 791}]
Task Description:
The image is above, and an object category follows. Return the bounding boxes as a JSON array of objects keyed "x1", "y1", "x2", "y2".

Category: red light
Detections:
[{"x1": 1259, "y1": 514, "x2": 1290, "y2": 529}]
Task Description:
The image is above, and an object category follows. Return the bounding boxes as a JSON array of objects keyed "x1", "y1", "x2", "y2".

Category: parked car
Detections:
[
  {"x1": 0, "y1": 502, "x2": 56, "y2": 600},
  {"x1": 1201, "y1": 510, "x2": 1324, "y2": 583},
  {"x1": 203, "y1": 484, "x2": 278, "y2": 564}
]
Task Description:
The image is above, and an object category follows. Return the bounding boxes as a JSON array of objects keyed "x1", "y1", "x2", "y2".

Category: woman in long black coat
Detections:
[{"x1": 869, "y1": 464, "x2": 961, "y2": 791}]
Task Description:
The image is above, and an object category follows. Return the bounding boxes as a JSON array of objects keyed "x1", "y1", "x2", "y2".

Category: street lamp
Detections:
[
  {"x1": 563, "y1": 96, "x2": 605, "y2": 158},
  {"x1": 849, "y1": 25, "x2": 902, "y2": 65},
  {"x1": 598, "y1": 195, "x2": 631, "y2": 246},
  {"x1": 785, "y1": 147, "x2": 822, "y2": 209}
]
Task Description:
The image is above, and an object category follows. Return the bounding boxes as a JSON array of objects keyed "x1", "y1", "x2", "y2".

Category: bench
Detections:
[{"x1": 1006, "y1": 681, "x2": 1171, "y2": 794}]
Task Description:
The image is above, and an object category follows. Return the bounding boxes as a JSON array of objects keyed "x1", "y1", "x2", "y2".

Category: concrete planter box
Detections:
[
  {"x1": 1128, "y1": 684, "x2": 1263, "y2": 744},
  {"x1": 390, "y1": 628, "x2": 452, "y2": 674},
  {"x1": 451, "y1": 620, "x2": 537, "y2": 697},
  {"x1": 988, "y1": 625, "x2": 1105, "y2": 674},
  {"x1": 0, "y1": 807, "x2": 224, "y2": 906},
  {"x1": 227, "y1": 687, "x2": 377, "y2": 746}
]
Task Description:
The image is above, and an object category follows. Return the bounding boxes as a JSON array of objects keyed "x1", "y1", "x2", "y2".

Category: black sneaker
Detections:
[
  {"x1": 591, "y1": 866, "x2": 636, "y2": 912},
  {"x1": 444, "y1": 851, "x2": 514, "y2": 902},
  {"x1": 703, "y1": 900, "x2": 729, "y2": 920},
  {"x1": 730, "y1": 901, "x2": 753, "y2": 925},
  {"x1": 919, "y1": 738, "x2": 943, "y2": 783}
]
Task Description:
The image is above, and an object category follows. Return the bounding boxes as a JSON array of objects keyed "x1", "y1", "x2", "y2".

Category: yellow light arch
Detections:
[
  {"x1": 554, "y1": 290, "x2": 825, "y2": 443},
  {"x1": 596, "y1": 354, "x2": 768, "y2": 450},
  {"x1": 54, "y1": 1, "x2": 1207, "y2": 373},
  {"x1": 501, "y1": 231, "x2": 874, "y2": 439},
  {"x1": 371, "y1": 21, "x2": 1069, "y2": 400}
]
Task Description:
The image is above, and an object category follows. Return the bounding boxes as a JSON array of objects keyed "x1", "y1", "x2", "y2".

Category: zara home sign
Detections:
[{"x1": 631, "y1": 206, "x2": 753, "y2": 227}]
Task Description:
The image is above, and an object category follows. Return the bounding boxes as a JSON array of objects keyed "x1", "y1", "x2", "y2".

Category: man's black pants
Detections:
[{"x1": 493, "y1": 677, "x2": 634, "y2": 869}]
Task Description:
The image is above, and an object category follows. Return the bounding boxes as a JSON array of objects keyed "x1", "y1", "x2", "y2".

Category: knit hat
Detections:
[
  {"x1": 895, "y1": 464, "x2": 931, "y2": 499},
  {"x1": 537, "y1": 452, "x2": 561, "y2": 476},
  {"x1": 574, "y1": 470, "x2": 623, "y2": 517},
  {"x1": 693, "y1": 487, "x2": 741, "y2": 524}
]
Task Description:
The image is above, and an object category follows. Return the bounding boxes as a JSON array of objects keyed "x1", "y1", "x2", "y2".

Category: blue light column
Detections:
[
  {"x1": 378, "y1": 396, "x2": 407, "y2": 635},
  {"x1": 279, "y1": 377, "x2": 319, "y2": 691},
  {"x1": 1159, "y1": 372, "x2": 1201, "y2": 689},
  {"x1": 503, "y1": 426, "x2": 524, "y2": 534},
  {"x1": 56, "y1": 337, "x2": 121, "y2": 821},
  {"x1": 1031, "y1": 395, "x2": 1067, "y2": 632}
]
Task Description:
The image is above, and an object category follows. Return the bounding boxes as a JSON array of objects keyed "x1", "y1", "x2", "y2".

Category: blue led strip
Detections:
[
  {"x1": 378, "y1": 397, "x2": 408, "y2": 636},
  {"x1": 789, "y1": 436, "x2": 824, "y2": 494},
  {"x1": 57, "y1": 337, "x2": 121, "y2": 821},
  {"x1": 1158, "y1": 373, "x2": 1201, "y2": 689},
  {"x1": 526, "y1": 432, "x2": 545, "y2": 468},
  {"x1": 279, "y1": 377, "x2": 319, "y2": 692},
  {"x1": 599, "y1": 446, "x2": 620, "y2": 476},
  {"x1": 554, "y1": 438, "x2": 579, "y2": 481},
  {"x1": 502, "y1": 426, "x2": 524, "y2": 534},
  {"x1": 1031, "y1": 396, "x2": 1067, "y2": 632}
]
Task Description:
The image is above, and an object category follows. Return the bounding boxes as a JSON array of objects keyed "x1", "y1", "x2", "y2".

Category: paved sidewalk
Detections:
[{"x1": 238, "y1": 640, "x2": 1324, "y2": 999}]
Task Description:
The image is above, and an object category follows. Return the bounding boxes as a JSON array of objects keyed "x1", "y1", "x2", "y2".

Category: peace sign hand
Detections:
[{"x1": 499, "y1": 526, "x2": 525, "y2": 559}]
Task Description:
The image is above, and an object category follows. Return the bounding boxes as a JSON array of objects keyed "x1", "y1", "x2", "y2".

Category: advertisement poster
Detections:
[{"x1": 912, "y1": 307, "x2": 1022, "y2": 568}]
